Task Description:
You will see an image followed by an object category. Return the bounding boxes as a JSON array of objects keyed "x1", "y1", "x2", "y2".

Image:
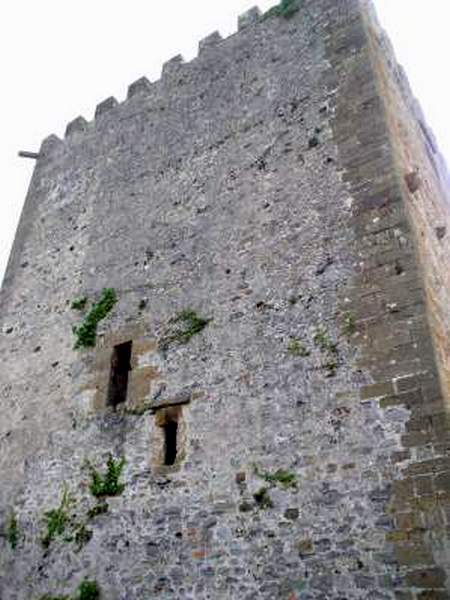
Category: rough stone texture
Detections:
[{"x1": 0, "y1": 1, "x2": 449, "y2": 598}]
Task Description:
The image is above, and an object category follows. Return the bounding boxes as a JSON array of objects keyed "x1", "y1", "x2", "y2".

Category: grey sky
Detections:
[{"x1": 1, "y1": 1, "x2": 449, "y2": 285}]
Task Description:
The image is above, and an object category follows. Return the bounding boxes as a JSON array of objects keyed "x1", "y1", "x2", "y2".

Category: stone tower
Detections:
[{"x1": 1, "y1": 0, "x2": 450, "y2": 598}]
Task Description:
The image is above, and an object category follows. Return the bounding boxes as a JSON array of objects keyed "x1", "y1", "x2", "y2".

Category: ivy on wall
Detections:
[{"x1": 72, "y1": 289, "x2": 117, "y2": 349}]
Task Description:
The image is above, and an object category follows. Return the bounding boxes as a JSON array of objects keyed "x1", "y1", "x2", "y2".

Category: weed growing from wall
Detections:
[
  {"x1": 264, "y1": 469, "x2": 297, "y2": 489},
  {"x1": 322, "y1": 356, "x2": 338, "y2": 376},
  {"x1": 74, "y1": 524, "x2": 93, "y2": 552},
  {"x1": 6, "y1": 510, "x2": 19, "y2": 549},
  {"x1": 313, "y1": 326, "x2": 339, "y2": 376},
  {"x1": 253, "y1": 487, "x2": 274, "y2": 509},
  {"x1": 254, "y1": 465, "x2": 298, "y2": 489},
  {"x1": 342, "y1": 312, "x2": 356, "y2": 337},
  {"x1": 71, "y1": 297, "x2": 88, "y2": 311},
  {"x1": 160, "y1": 309, "x2": 211, "y2": 351},
  {"x1": 287, "y1": 338, "x2": 310, "y2": 357},
  {"x1": 76, "y1": 580, "x2": 100, "y2": 600},
  {"x1": 87, "y1": 502, "x2": 109, "y2": 519},
  {"x1": 41, "y1": 485, "x2": 75, "y2": 548},
  {"x1": 39, "y1": 579, "x2": 100, "y2": 600},
  {"x1": 73, "y1": 288, "x2": 117, "y2": 349},
  {"x1": 313, "y1": 327, "x2": 337, "y2": 354},
  {"x1": 88, "y1": 455, "x2": 126, "y2": 498},
  {"x1": 263, "y1": 0, "x2": 301, "y2": 20}
]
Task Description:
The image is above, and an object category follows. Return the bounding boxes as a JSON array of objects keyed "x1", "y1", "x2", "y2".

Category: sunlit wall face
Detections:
[{"x1": 0, "y1": 0, "x2": 449, "y2": 284}]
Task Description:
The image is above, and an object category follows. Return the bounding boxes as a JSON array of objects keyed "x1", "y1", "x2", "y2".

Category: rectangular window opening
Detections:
[
  {"x1": 164, "y1": 420, "x2": 178, "y2": 466},
  {"x1": 107, "y1": 340, "x2": 132, "y2": 409}
]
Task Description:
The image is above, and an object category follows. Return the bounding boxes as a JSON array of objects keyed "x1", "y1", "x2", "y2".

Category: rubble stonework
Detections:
[{"x1": 1, "y1": 1, "x2": 450, "y2": 598}]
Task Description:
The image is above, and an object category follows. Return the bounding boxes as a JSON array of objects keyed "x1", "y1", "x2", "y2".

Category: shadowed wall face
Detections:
[{"x1": 0, "y1": 1, "x2": 449, "y2": 598}]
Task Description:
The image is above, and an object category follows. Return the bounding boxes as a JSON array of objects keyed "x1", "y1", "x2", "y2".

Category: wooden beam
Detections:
[{"x1": 18, "y1": 151, "x2": 40, "y2": 159}]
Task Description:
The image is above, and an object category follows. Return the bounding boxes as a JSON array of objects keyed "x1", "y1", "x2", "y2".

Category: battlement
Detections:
[
  {"x1": 39, "y1": 0, "x2": 445, "y2": 188},
  {"x1": 45, "y1": 6, "x2": 265, "y2": 154}
]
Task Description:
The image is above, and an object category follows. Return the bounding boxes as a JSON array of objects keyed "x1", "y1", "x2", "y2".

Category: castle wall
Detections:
[
  {"x1": 323, "y1": 0, "x2": 450, "y2": 593},
  {"x1": 0, "y1": 1, "x2": 449, "y2": 598},
  {"x1": 362, "y1": 2, "x2": 450, "y2": 405},
  {"x1": 362, "y1": 0, "x2": 450, "y2": 585}
]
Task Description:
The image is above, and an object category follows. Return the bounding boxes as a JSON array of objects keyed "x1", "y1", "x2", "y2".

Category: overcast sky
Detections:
[{"x1": 1, "y1": 1, "x2": 449, "y2": 285}]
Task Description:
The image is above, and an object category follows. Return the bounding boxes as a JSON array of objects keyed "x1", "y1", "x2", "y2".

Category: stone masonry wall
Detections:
[
  {"x1": 362, "y1": 2, "x2": 450, "y2": 404},
  {"x1": 362, "y1": 2, "x2": 450, "y2": 593},
  {"x1": 0, "y1": 1, "x2": 449, "y2": 598}
]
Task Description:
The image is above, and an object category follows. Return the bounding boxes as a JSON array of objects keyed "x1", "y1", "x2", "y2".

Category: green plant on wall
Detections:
[
  {"x1": 73, "y1": 523, "x2": 93, "y2": 552},
  {"x1": 73, "y1": 288, "x2": 117, "y2": 349},
  {"x1": 254, "y1": 465, "x2": 298, "y2": 489},
  {"x1": 253, "y1": 487, "x2": 274, "y2": 509},
  {"x1": 76, "y1": 580, "x2": 100, "y2": 600},
  {"x1": 160, "y1": 309, "x2": 212, "y2": 351},
  {"x1": 313, "y1": 325, "x2": 339, "y2": 376},
  {"x1": 287, "y1": 338, "x2": 310, "y2": 357},
  {"x1": 39, "y1": 579, "x2": 100, "y2": 600},
  {"x1": 88, "y1": 455, "x2": 126, "y2": 498},
  {"x1": 264, "y1": 469, "x2": 297, "y2": 489},
  {"x1": 313, "y1": 326, "x2": 337, "y2": 354},
  {"x1": 6, "y1": 510, "x2": 19, "y2": 550},
  {"x1": 263, "y1": 0, "x2": 302, "y2": 20},
  {"x1": 342, "y1": 311, "x2": 356, "y2": 337},
  {"x1": 323, "y1": 356, "x2": 338, "y2": 377},
  {"x1": 40, "y1": 477, "x2": 98, "y2": 551},
  {"x1": 87, "y1": 502, "x2": 109, "y2": 519},
  {"x1": 71, "y1": 297, "x2": 88, "y2": 311},
  {"x1": 41, "y1": 485, "x2": 75, "y2": 548}
]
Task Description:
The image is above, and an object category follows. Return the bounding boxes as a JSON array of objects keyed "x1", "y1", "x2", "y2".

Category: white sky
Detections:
[{"x1": 1, "y1": 1, "x2": 449, "y2": 285}]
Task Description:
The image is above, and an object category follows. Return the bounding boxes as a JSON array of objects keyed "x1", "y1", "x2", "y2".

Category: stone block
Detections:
[
  {"x1": 238, "y1": 7, "x2": 261, "y2": 30},
  {"x1": 394, "y1": 544, "x2": 434, "y2": 566},
  {"x1": 127, "y1": 76, "x2": 152, "y2": 99},
  {"x1": 406, "y1": 568, "x2": 446, "y2": 589},
  {"x1": 95, "y1": 96, "x2": 118, "y2": 118},
  {"x1": 360, "y1": 381, "x2": 394, "y2": 400},
  {"x1": 297, "y1": 538, "x2": 315, "y2": 557},
  {"x1": 65, "y1": 116, "x2": 88, "y2": 138}
]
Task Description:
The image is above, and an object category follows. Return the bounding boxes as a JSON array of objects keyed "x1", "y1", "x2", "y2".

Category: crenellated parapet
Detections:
[
  {"x1": 238, "y1": 6, "x2": 262, "y2": 29},
  {"x1": 65, "y1": 116, "x2": 88, "y2": 138},
  {"x1": 127, "y1": 76, "x2": 152, "y2": 99},
  {"x1": 38, "y1": 0, "x2": 443, "y2": 173},
  {"x1": 39, "y1": 6, "x2": 271, "y2": 156},
  {"x1": 198, "y1": 31, "x2": 223, "y2": 54}
]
